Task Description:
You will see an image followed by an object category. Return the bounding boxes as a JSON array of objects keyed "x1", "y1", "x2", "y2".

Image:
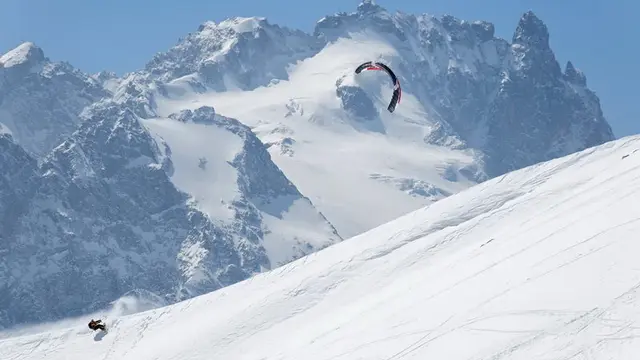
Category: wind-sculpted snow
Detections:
[
  {"x1": 0, "y1": 102, "x2": 340, "y2": 329},
  {"x1": 0, "y1": 43, "x2": 108, "y2": 157},
  {"x1": 2, "y1": 133, "x2": 637, "y2": 360}
]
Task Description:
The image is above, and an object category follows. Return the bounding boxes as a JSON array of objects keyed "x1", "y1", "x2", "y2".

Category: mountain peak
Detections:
[
  {"x1": 197, "y1": 16, "x2": 267, "y2": 34},
  {"x1": 0, "y1": 42, "x2": 46, "y2": 68},
  {"x1": 512, "y1": 10, "x2": 550, "y2": 48},
  {"x1": 357, "y1": 0, "x2": 383, "y2": 14},
  {"x1": 314, "y1": 0, "x2": 399, "y2": 42},
  {"x1": 564, "y1": 60, "x2": 587, "y2": 86},
  {"x1": 145, "y1": 12, "x2": 319, "y2": 91}
]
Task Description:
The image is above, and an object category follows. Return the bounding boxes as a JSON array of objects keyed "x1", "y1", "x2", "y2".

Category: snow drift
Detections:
[{"x1": 2, "y1": 133, "x2": 638, "y2": 359}]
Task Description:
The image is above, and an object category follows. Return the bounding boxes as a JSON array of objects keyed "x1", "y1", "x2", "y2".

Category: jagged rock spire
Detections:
[{"x1": 513, "y1": 11, "x2": 550, "y2": 49}]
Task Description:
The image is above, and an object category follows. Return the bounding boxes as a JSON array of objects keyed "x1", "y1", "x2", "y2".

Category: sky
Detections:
[{"x1": 1, "y1": 0, "x2": 638, "y2": 137}]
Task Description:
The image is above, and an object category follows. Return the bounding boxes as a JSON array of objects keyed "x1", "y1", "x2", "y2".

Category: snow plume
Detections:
[
  {"x1": 105, "y1": 289, "x2": 168, "y2": 318},
  {"x1": 0, "y1": 291, "x2": 164, "y2": 340}
]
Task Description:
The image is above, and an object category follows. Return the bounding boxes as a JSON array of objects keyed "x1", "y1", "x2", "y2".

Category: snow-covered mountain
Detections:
[
  {"x1": 106, "y1": 0, "x2": 614, "y2": 237},
  {"x1": 0, "y1": 1, "x2": 613, "y2": 238},
  {"x1": 0, "y1": 0, "x2": 618, "y2": 331},
  {"x1": 144, "y1": 16, "x2": 323, "y2": 91},
  {"x1": 0, "y1": 42, "x2": 108, "y2": 157},
  {"x1": 0, "y1": 101, "x2": 340, "y2": 329},
  {"x1": 314, "y1": 2, "x2": 613, "y2": 176},
  {"x1": 3, "y1": 132, "x2": 639, "y2": 360}
]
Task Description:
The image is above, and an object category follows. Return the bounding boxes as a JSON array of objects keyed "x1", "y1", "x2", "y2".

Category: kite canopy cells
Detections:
[{"x1": 354, "y1": 61, "x2": 402, "y2": 113}]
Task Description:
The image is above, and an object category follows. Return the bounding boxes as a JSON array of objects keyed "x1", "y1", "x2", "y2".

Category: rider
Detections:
[{"x1": 88, "y1": 319, "x2": 106, "y2": 331}]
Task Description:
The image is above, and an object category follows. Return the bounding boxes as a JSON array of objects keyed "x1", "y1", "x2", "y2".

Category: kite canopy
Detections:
[{"x1": 354, "y1": 61, "x2": 402, "y2": 113}]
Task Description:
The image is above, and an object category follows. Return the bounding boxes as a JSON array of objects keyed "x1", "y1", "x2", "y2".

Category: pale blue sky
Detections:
[{"x1": 1, "y1": 0, "x2": 637, "y2": 137}]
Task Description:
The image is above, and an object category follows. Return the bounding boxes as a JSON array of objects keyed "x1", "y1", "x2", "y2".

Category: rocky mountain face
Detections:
[
  {"x1": 105, "y1": 0, "x2": 614, "y2": 237},
  {"x1": 102, "y1": 15, "x2": 325, "y2": 119},
  {"x1": 144, "y1": 16, "x2": 323, "y2": 91},
  {"x1": 316, "y1": 1, "x2": 614, "y2": 177},
  {"x1": 483, "y1": 12, "x2": 614, "y2": 175},
  {"x1": 109, "y1": 0, "x2": 614, "y2": 188},
  {"x1": 0, "y1": 42, "x2": 108, "y2": 158},
  {"x1": 0, "y1": 101, "x2": 340, "y2": 328}
]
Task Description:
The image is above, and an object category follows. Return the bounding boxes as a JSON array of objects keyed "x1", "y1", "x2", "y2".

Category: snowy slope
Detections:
[
  {"x1": 3, "y1": 134, "x2": 638, "y2": 360},
  {"x1": 140, "y1": 107, "x2": 341, "y2": 267},
  {"x1": 153, "y1": 32, "x2": 481, "y2": 237}
]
